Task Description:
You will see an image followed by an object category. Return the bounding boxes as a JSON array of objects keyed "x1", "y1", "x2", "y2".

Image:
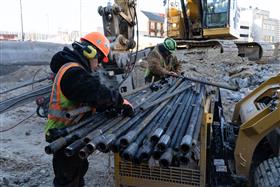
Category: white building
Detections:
[
  {"x1": 238, "y1": 7, "x2": 280, "y2": 42},
  {"x1": 238, "y1": 7, "x2": 253, "y2": 41},
  {"x1": 136, "y1": 10, "x2": 165, "y2": 48}
]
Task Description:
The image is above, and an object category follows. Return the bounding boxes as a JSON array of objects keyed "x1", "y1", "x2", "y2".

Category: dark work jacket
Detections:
[{"x1": 50, "y1": 47, "x2": 112, "y2": 107}]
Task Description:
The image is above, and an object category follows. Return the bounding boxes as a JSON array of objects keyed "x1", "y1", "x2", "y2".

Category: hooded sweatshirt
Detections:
[
  {"x1": 144, "y1": 44, "x2": 182, "y2": 79},
  {"x1": 50, "y1": 47, "x2": 117, "y2": 107}
]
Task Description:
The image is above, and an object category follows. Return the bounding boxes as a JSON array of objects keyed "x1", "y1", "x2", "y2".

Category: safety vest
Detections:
[{"x1": 45, "y1": 62, "x2": 91, "y2": 133}]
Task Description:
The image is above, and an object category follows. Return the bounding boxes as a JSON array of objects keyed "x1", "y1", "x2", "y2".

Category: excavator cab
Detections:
[
  {"x1": 166, "y1": 0, "x2": 278, "y2": 63},
  {"x1": 167, "y1": 0, "x2": 239, "y2": 39},
  {"x1": 203, "y1": 0, "x2": 239, "y2": 39}
]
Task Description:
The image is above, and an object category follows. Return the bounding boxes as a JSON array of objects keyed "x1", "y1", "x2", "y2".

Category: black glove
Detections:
[
  {"x1": 95, "y1": 85, "x2": 112, "y2": 105},
  {"x1": 110, "y1": 90, "x2": 124, "y2": 108}
]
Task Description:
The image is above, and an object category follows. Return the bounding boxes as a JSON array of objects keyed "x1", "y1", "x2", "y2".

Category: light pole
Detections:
[
  {"x1": 80, "y1": 0, "x2": 82, "y2": 37},
  {"x1": 19, "y1": 0, "x2": 24, "y2": 41},
  {"x1": 46, "y1": 13, "x2": 49, "y2": 39}
]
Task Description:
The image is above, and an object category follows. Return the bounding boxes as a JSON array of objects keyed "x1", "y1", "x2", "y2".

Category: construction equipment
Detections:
[
  {"x1": 42, "y1": 74, "x2": 280, "y2": 187},
  {"x1": 96, "y1": 2, "x2": 280, "y2": 184},
  {"x1": 95, "y1": 4, "x2": 279, "y2": 185},
  {"x1": 166, "y1": 0, "x2": 279, "y2": 63},
  {"x1": 2, "y1": 1, "x2": 279, "y2": 186},
  {"x1": 112, "y1": 76, "x2": 280, "y2": 187},
  {"x1": 98, "y1": 0, "x2": 279, "y2": 64},
  {"x1": 26, "y1": 1, "x2": 275, "y2": 186}
]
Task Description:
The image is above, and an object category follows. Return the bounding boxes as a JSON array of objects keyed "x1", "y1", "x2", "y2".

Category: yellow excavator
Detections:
[
  {"x1": 97, "y1": 1, "x2": 280, "y2": 186},
  {"x1": 98, "y1": 0, "x2": 279, "y2": 63},
  {"x1": 166, "y1": 0, "x2": 279, "y2": 63}
]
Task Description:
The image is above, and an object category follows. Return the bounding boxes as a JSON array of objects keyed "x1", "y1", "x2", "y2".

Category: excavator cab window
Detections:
[{"x1": 205, "y1": 0, "x2": 229, "y2": 28}]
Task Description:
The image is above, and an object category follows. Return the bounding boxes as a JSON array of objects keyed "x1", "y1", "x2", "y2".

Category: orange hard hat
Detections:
[{"x1": 81, "y1": 32, "x2": 110, "y2": 57}]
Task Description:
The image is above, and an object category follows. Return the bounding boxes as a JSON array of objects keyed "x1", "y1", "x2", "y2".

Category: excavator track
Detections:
[
  {"x1": 176, "y1": 39, "x2": 279, "y2": 63},
  {"x1": 235, "y1": 41, "x2": 279, "y2": 63}
]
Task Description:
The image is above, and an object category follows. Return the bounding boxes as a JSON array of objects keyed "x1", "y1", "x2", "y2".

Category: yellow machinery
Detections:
[
  {"x1": 233, "y1": 73, "x2": 280, "y2": 177},
  {"x1": 112, "y1": 73, "x2": 280, "y2": 187},
  {"x1": 114, "y1": 89, "x2": 214, "y2": 187},
  {"x1": 98, "y1": 1, "x2": 280, "y2": 186},
  {"x1": 98, "y1": 0, "x2": 279, "y2": 63},
  {"x1": 166, "y1": 0, "x2": 279, "y2": 63}
]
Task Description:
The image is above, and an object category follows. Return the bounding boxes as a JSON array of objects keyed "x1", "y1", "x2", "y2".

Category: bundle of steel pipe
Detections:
[
  {"x1": 44, "y1": 77, "x2": 207, "y2": 168},
  {"x1": 0, "y1": 84, "x2": 52, "y2": 114}
]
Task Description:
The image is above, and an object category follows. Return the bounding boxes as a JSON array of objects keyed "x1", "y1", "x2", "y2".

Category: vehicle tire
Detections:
[{"x1": 254, "y1": 156, "x2": 280, "y2": 187}]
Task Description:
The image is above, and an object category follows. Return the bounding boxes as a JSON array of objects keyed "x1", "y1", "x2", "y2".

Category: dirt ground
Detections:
[{"x1": 0, "y1": 47, "x2": 279, "y2": 187}]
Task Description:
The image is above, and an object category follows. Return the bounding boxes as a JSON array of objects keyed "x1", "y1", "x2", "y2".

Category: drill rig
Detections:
[
  {"x1": 0, "y1": 1, "x2": 278, "y2": 186},
  {"x1": 97, "y1": 1, "x2": 280, "y2": 186}
]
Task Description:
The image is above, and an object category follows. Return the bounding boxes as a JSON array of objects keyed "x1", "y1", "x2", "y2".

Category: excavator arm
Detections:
[{"x1": 98, "y1": 0, "x2": 137, "y2": 51}]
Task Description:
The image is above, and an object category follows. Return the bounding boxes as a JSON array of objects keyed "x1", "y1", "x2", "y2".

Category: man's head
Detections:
[
  {"x1": 75, "y1": 32, "x2": 110, "y2": 71},
  {"x1": 163, "y1": 38, "x2": 177, "y2": 53},
  {"x1": 158, "y1": 38, "x2": 177, "y2": 57}
]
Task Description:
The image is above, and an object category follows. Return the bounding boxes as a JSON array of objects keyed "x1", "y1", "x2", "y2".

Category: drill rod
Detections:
[{"x1": 175, "y1": 74, "x2": 238, "y2": 91}]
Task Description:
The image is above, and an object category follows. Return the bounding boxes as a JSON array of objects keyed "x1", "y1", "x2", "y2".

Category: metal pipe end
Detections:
[
  {"x1": 150, "y1": 128, "x2": 164, "y2": 144},
  {"x1": 120, "y1": 138, "x2": 129, "y2": 148},
  {"x1": 86, "y1": 142, "x2": 96, "y2": 153},
  {"x1": 180, "y1": 135, "x2": 192, "y2": 153},
  {"x1": 79, "y1": 147, "x2": 91, "y2": 160},
  {"x1": 120, "y1": 131, "x2": 137, "y2": 148},
  {"x1": 159, "y1": 148, "x2": 173, "y2": 168},
  {"x1": 140, "y1": 145, "x2": 153, "y2": 161},
  {"x1": 157, "y1": 134, "x2": 170, "y2": 152},
  {"x1": 44, "y1": 146, "x2": 53, "y2": 154},
  {"x1": 152, "y1": 148, "x2": 163, "y2": 160},
  {"x1": 96, "y1": 142, "x2": 108, "y2": 152},
  {"x1": 180, "y1": 152, "x2": 191, "y2": 164},
  {"x1": 122, "y1": 143, "x2": 138, "y2": 161}
]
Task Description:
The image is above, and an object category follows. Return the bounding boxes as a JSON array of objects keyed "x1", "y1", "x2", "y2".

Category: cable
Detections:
[
  {"x1": 118, "y1": 5, "x2": 139, "y2": 88},
  {"x1": 0, "y1": 111, "x2": 36, "y2": 133},
  {"x1": 0, "y1": 85, "x2": 52, "y2": 114},
  {"x1": 32, "y1": 68, "x2": 50, "y2": 90},
  {"x1": 0, "y1": 76, "x2": 49, "y2": 95}
]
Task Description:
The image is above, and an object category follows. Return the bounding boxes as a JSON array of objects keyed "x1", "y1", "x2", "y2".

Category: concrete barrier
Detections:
[{"x1": 0, "y1": 41, "x2": 68, "y2": 65}]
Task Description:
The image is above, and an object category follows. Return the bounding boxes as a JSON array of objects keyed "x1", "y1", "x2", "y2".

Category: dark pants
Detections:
[{"x1": 52, "y1": 149, "x2": 89, "y2": 187}]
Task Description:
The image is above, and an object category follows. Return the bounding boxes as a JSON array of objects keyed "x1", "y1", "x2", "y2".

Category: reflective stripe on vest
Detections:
[{"x1": 47, "y1": 62, "x2": 85, "y2": 126}]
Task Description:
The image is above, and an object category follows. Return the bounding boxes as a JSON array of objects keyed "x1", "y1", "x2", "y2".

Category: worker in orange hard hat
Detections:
[{"x1": 46, "y1": 32, "x2": 134, "y2": 187}]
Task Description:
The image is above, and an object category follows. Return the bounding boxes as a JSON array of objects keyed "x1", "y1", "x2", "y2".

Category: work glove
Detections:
[
  {"x1": 111, "y1": 89, "x2": 135, "y2": 116},
  {"x1": 96, "y1": 89, "x2": 121, "y2": 115},
  {"x1": 110, "y1": 89, "x2": 124, "y2": 108}
]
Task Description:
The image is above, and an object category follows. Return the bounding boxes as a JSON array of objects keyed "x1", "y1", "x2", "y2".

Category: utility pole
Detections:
[
  {"x1": 19, "y1": 0, "x2": 24, "y2": 41},
  {"x1": 80, "y1": 0, "x2": 82, "y2": 37}
]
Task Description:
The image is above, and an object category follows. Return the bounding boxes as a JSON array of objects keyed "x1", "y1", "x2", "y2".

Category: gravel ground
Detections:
[{"x1": 0, "y1": 47, "x2": 279, "y2": 187}]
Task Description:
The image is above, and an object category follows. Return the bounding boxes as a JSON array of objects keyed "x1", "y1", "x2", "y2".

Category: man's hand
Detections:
[
  {"x1": 167, "y1": 71, "x2": 178, "y2": 77},
  {"x1": 110, "y1": 91, "x2": 135, "y2": 117},
  {"x1": 110, "y1": 90, "x2": 123, "y2": 108}
]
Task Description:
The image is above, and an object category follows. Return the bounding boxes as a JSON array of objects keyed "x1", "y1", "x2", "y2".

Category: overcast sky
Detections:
[{"x1": 0, "y1": 0, "x2": 279, "y2": 34}]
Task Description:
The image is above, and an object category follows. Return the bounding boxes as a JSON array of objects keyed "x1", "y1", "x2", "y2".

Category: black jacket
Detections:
[{"x1": 50, "y1": 47, "x2": 118, "y2": 107}]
